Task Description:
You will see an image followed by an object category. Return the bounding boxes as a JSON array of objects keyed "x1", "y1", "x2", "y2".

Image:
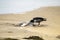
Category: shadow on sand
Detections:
[
  {"x1": 31, "y1": 24, "x2": 48, "y2": 27},
  {"x1": 56, "y1": 35, "x2": 60, "y2": 39},
  {"x1": 0, "y1": 38, "x2": 19, "y2": 40},
  {"x1": 39, "y1": 24, "x2": 48, "y2": 27},
  {"x1": 23, "y1": 36, "x2": 44, "y2": 40}
]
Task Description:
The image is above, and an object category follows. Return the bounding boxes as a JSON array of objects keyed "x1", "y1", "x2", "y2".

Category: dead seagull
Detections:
[{"x1": 17, "y1": 22, "x2": 28, "y2": 27}]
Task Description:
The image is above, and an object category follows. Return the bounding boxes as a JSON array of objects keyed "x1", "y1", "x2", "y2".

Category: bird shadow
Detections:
[
  {"x1": 56, "y1": 35, "x2": 60, "y2": 39},
  {"x1": 0, "y1": 38, "x2": 19, "y2": 40},
  {"x1": 39, "y1": 24, "x2": 48, "y2": 27},
  {"x1": 22, "y1": 36, "x2": 44, "y2": 40},
  {"x1": 32, "y1": 24, "x2": 48, "y2": 27}
]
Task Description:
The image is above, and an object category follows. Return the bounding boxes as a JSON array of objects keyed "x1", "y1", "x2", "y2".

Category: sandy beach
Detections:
[{"x1": 0, "y1": 6, "x2": 60, "y2": 40}]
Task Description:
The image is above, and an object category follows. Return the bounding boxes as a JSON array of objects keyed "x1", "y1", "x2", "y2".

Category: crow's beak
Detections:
[{"x1": 44, "y1": 18, "x2": 47, "y2": 21}]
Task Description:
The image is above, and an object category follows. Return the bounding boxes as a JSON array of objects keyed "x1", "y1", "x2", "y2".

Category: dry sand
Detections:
[{"x1": 0, "y1": 6, "x2": 60, "y2": 40}]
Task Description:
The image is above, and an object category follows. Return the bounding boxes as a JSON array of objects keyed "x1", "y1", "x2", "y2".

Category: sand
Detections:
[{"x1": 0, "y1": 6, "x2": 60, "y2": 40}]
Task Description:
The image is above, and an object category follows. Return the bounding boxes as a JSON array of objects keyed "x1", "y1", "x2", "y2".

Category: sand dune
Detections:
[{"x1": 0, "y1": 6, "x2": 60, "y2": 40}]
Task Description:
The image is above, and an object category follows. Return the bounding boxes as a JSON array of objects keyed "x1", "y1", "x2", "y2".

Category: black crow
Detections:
[{"x1": 28, "y1": 17, "x2": 46, "y2": 26}]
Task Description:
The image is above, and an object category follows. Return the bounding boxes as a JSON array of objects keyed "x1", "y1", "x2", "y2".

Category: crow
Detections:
[{"x1": 28, "y1": 17, "x2": 46, "y2": 26}]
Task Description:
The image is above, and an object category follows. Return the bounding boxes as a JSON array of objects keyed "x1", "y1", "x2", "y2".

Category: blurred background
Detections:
[{"x1": 0, "y1": 0, "x2": 60, "y2": 14}]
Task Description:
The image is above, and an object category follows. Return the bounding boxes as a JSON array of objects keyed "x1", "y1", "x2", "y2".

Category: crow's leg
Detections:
[
  {"x1": 38, "y1": 22, "x2": 40, "y2": 26},
  {"x1": 32, "y1": 23, "x2": 36, "y2": 26}
]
